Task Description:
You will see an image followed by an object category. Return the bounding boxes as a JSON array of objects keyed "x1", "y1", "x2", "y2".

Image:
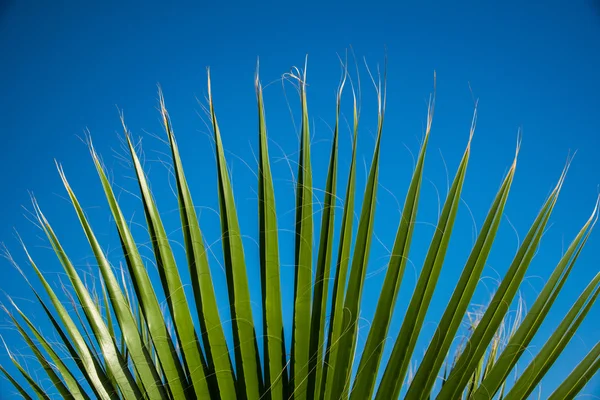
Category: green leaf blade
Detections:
[
  {"x1": 5, "y1": 306, "x2": 74, "y2": 400},
  {"x1": 329, "y1": 79, "x2": 385, "y2": 400},
  {"x1": 548, "y1": 340, "x2": 600, "y2": 400},
  {"x1": 473, "y1": 200, "x2": 598, "y2": 399},
  {"x1": 161, "y1": 90, "x2": 237, "y2": 399},
  {"x1": 320, "y1": 91, "x2": 359, "y2": 400},
  {"x1": 438, "y1": 168, "x2": 568, "y2": 399},
  {"x1": 34, "y1": 205, "x2": 142, "y2": 400},
  {"x1": 124, "y1": 131, "x2": 211, "y2": 399},
  {"x1": 91, "y1": 145, "x2": 191, "y2": 400},
  {"x1": 256, "y1": 73, "x2": 287, "y2": 400},
  {"x1": 351, "y1": 97, "x2": 433, "y2": 400},
  {"x1": 207, "y1": 70, "x2": 263, "y2": 400},
  {"x1": 9, "y1": 299, "x2": 91, "y2": 400},
  {"x1": 290, "y1": 68, "x2": 314, "y2": 400},
  {"x1": 307, "y1": 74, "x2": 345, "y2": 400},
  {"x1": 375, "y1": 116, "x2": 472, "y2": 400},
  {"x1": 0, "y1": 364, "x2": 35, "y2": 400},
  {"x1": 504, "y1": 271, "x2": 600, "y2": 400},
  {"x1": 407, "y1": 147, "x2": 518, "y2": 399},
  {"x1": 58, "y1": 167, "x2": 168, "y2": 400}
]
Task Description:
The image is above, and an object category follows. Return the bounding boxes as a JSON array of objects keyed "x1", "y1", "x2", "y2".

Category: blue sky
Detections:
[{"x1": 1, "y1": 0, "x2": 599, "y2": 398}]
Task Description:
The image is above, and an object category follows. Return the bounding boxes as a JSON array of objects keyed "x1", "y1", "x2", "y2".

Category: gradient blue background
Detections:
[{"x1": 1, "y1": 0, "x2": 599, "y2": 398}]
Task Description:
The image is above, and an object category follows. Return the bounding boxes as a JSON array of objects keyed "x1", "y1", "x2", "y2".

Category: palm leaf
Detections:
[
  {"x1": 307, "y1": 70, "x2": 347, "y2": 400},
  {"x1": 2, "y1": 60, "x2": 598, "y2": 400},
  {"x1": 33, "y1": 203, "x2": 142, "y2": 399},
  {"x1": 207, "y1": 69, "x2": 263, "y2": 399},
  {"x1": 406, "y1": 141, "x2": 519, "y2": 399},
  {"x1": 256, "y1": 69, "x2": 288, "y2": 400},
  {"x1": 329, "y1": 70, "x2": 386, "y2": 399},
  {"x1": 503, "y1": 271, "x2": 600, "y2": 399},
  {"x1": 375, "y1": 101, "x2": 473, "y2": 400},
  {"x1": 90, "y1": 142, "x2": 191, "y2": 399},
  {"x1": 351, "y1": 91, "x2": 434, "y2": 400},
  {"x1": 58, "y1": 165, "x2": 167, "y2": 399},
  {"x1": 290, "y1": 64, "x2": 314, "y2": 400},
  {"x1": 438, "y1": 166, "x2": 568, "y2": 398},
  {"x1": 161, "y1": 88, "x2": 238, "y2": 399},
  {"x1": 548, "y1": 340, "x2": 600, "y2": 399},
  {"x1": 473, "y1": 199, "x2": 598, "y2": 398},
  {"x1": 3, "y1": 305, "x2": 73, "y2": 399},
  {"x1": 320, "y1": 84, "x2": 359, "y2": 400}
]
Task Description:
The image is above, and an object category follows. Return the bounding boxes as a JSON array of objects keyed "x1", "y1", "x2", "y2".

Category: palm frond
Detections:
[{"x1": 1, "y1": 61, "x2": 598, "y2": 400}]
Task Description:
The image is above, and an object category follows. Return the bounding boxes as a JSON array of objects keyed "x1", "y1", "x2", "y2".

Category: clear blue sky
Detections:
[{"x1": 1, "y1": 0, "x2": 599, "y2": 398}]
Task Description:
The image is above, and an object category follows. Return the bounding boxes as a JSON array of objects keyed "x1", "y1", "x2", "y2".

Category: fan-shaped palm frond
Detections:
[{"x1": 1, "y1": 63, "x2": 598, "y2": 400}]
